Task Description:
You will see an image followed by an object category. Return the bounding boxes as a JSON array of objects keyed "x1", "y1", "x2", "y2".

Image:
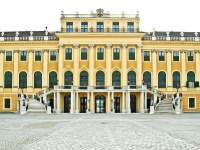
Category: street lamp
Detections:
[{"x1": 176, "y1": 83, "x2": 179, "y2": 93}]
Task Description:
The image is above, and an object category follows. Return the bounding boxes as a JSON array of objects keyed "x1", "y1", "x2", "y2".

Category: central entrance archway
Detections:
[
  {"x1": 130, "y1": 95, "x2": 136, "y2": 113},
  {"x1": 95, "y1": 95, "x2": 106, "y2": 113},
  {"x1": 64, "y1": 95, "x2": 71, "y2": 113}
]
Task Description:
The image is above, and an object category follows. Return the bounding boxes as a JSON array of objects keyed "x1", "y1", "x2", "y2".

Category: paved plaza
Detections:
[{"x1": 0, "y1": 113, "x2": 200, "y2": 150}]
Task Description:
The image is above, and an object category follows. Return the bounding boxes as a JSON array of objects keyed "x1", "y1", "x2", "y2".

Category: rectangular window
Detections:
[
  {"x1": 97, "y1": 22, "x2": 104, "y2": 32},
  {"x1": 129, "y1": 48, "x2": 135, "y2": 60},
  {"x1": 20, "y1": 51, "x2": 27, "y2": 61},
  {"x1": 6, "y1": 51, "x2": 12, "y2": 61},
  {"x1": 189, "y1": 98, "x2": 195, "y2": 108},
  {"x1": 113, "y1": 22, "x2": 119, "y2": 32},
  {"x1": 159, "y1": 51, "x2": 165, "y2": 61},
  {"x1": 127, "y1": 22, "x2": 134, "y2": 32},
  {"x1": 81, "y1": 48, "x2": 87, "y2": 60},
  {"x1": 4, "y1": 99, "x2": 10, "y2": 108},
  {"x1": 97, "y1": 48, "x2": 104, "y2": 60},
  {"x1": 188, "y1": 51, "x2": 193, "y2": 61},
  {"x1": 50, "y1": 51, "x2": 56, "y2": 61},
  {"x1": 144, "y1": 51, "x2": 150, "y2": 61},
  {"x1": 173, "y1": 51, "x2": 179, "y2": 61},
  {"x1": 35, "y1": 51, "x2": 41, "y2": 61},
  {"x1": 113, "y1": 48, "x2": 120, "y2": 60},
  {"x1": 66, "y1": 22, "x2": 73, "y2": 32},
  {"x1": 81, "y1": 22, "x2": 88, "y2": 32},
  {"x1": 65, "y1": 48, "x2": 72, "y2": 60}
]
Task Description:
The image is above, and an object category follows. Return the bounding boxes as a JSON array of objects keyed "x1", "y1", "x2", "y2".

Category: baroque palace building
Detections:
[{"x1": 0, "y1": 8, "x2": 200, "y2": 114}]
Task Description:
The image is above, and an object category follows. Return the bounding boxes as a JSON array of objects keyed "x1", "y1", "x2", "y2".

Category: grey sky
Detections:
[{"x1": 1, "y1": 0, "x2": 200, "y2": 32}]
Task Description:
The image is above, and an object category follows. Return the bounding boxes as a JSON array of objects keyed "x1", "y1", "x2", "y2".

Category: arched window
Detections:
[
  {"x1": 19, "y1": 72, "x2": 27, "y2": 88},
  {"x1": 128, "y1": 71, "x2": 136, "y2": 85},
  {"x1": 96, "y1": 71, "x2": 105, "y2": 87},
  {"x1": 4, "y1": 71, "x2": 12, "y2": 88},
  {"x1": 80, "y1": 71, "x2": 88, "y2": 86},
  {"x1": 173, "y1": 71, "x2": 180, "y2": 88},
  {"x1": 158, "y1": 71, "x2": 166, "y2": 88},
  {"x1": 187, "y1": 71, "x2": 195, "y2": 82},
  {"x1": 112, "y1": 71, "x2": 121, "y2": 86},
  {"x1": 143, "y1": 71, "x2": 151, "y2": 88},
  {"x1": 34, "y1": 71, "x2": 42, "y2": 88},
  {"x1": 64, "y1": 71, "x2": 73, "y2": 85},
  {"x1": 49, "y1": 71, "x2": 57, "y2": 88}
]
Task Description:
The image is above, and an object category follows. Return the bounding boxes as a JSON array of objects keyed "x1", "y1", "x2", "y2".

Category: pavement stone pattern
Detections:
[{"x1": 0, "y1": 113, "x2": 200, "y2": 150}]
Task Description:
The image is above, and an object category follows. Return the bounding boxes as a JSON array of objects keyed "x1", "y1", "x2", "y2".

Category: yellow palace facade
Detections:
[{"x1": 0, "y1": 8, "x2": 200, "y2": 113}]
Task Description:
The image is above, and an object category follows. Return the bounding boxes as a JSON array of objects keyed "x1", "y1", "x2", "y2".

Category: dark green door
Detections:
[
  {"x1": 64, "y1": 95, "x2": 71, "y2": 113},
  {"x1": 80, "y1": 97, "x2": 87, "y2": 113},
  {"x1": 130, "y1": 95, "x2": 136, "y2": 113},
  {"x1": 114, "y1": 97, "x2": 120, "y2": 113},
  {"x1": 95, "y1": 95, "x2": 106, "y2": 113}
]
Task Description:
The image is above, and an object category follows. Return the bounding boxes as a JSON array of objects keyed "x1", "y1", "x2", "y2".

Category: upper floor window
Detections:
[
  {"x1": 81, "y1": 48, "x2": 87, "y2": 60},
  {"x1": 81, "y1": 22, "x2": 88, "y2": 32},
  {"x1": 65, "y1": 48, "x2": 72, "y2": 60},
  {"x1": 158, "y1": 51, "x2": 165, "y2": 61},
  {"x1": 97, "y1": 22, "x2": 104, "y2": 32},
  {"x1": 6, "y1": 51, "x2": 12, "y2": 61},
  {"x1": 144, "y1": 51, "x2": 150, "y2": 61},
  {"x1": 97, "y1": 48, "x2": 104, "y2": 60},
  {"x1": 50, "y1": 51, "x2": 56, "y2": 61},
  {"x1": 66, "y1": 22, "x2": 73, "y2": 32},
  {"x1": 129, "y1": 48, "x2": 135, "y2": 60},
  {"x1": 20, "y1": 51, "x2": 27, "y2": 61},
  {"x1": 113, "y1": 22, "x2": 119, "y2": 32},
  {"x1": 188, "y1": 51, "x2": 193, "y2": 61},
  {"x1": 35, "y1": 51, "x2": 41, "y2": 61},
  {"x1": 113, "y1": 48, "x2": 120, "y2": 60},
  {"x1": 127, "y1": 22, "x2": 134, "y2": 32},
  {"x1": 173, "y1": 51, "x2": 179, "y2": 61}
]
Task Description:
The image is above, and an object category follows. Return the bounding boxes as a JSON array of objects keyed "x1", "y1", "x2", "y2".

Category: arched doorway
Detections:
[
  {"x1": 80, "y1": 96, "x2": 87, "y2": 113},
  {"x1": 112, "y1": 71, "x2": 121, "y2": 89},
  {"x1": 96, "y1": 71, "x2": 105, "y2": 89},
  {"x1": 64, "y1": 95, "x2": 71, "y2": 113},
  {"x1": 80, "y1": 71, "x2": 88, "y2": 89},
  {"x1": 95, "y1": 95, "x2": 106, "y2": 113},
  {"x1": 130, "y1": 95, "x2": 136, "y2": 113}
]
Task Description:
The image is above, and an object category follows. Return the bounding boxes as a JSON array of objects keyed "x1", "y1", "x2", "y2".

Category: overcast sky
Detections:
[{"x1": 1, "y1": 0, "x2": 200, "y2": 32}]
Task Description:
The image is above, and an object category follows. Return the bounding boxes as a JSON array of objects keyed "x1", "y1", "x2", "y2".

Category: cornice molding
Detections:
[
  {"x1": 106, "y1": 44, "x2": 112, "y2": 49},
  {"x1": 0, "y1": 50, "x2": 5, "y2": 53},
  {"x1": 0, "y1": 41, "x2": 59, "y2": 45},
  {"x1": 122, "y1": 44, "x2": 127, "y2": 49},
  {"x1": 151, "y1": 49, "x2": 157, "y2": 53},
  {"x1": 194, "y1": 50, "x2": 200, "y2": 53},
  {"x1": 137, "y1": 44, "x2": 143, "y2": 48},
  {"x1": 27, "y1": 49, "x2": 34, "y2": 53},
  {"x1": 180, "y1": 49, "x2": 187, "y2": 53},
  {"x1": 73, "y1": 44, "x2": 79, "y2": 49},
  {"x1": 165, "y1": 49, "x2": 172, "y2": 53},
  {"x1": 42, "y1": 49, "x2": 49, "y2": 53},
  {"x1": 89, "y1": 44, "x2": 95, "y2": 49},
  {"x1": 58, "y1": 44, "x2": 64, "y2": 48},
  {"x1": 13, "y1": 50, "x2": 20, "y2": 53},
  {"x1": 142, "y1": 41, "x2": 200, "y2": 45}
]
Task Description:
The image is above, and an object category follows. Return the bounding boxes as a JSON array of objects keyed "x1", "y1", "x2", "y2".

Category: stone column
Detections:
[
  {"x1": 73, "y1": 44, "x2": 79, "y2": 86},
  {"x1": 89, "y1": 44, "x2": 94, "y2": 86},
  {"x1": 53, "y1": 92, "x2": 56, "y2": 113},
  {"x1": 151, "y1": 49, "x2": 157, "y2": 88},
  {"x1": 70, "y1": 91, "x2": 74, "y2": 114},
  {"x1": 91, "y1": 92, "x2": 94, "y2": 113},
  {"x1": 106, "y1": 44, "x2": 112, "y2": 86},
  {"x1": 137, "y1": 44, "x2": 142, "y2": 85},
  {"x1": 0, "y1": 50, "x2": 5, "y2": 92},
  {"x1": 122, "y1": 44, "x2": 127, "y2": 86},
  {"x1": 140, "y1": 92, "x2": 144, "y2": 113},
  {"x1": 56, "y1": 92, "x2": 61, "y2": 113},
  {"x1": 87, "y1": 92, "x2": 90, "y2": 113},
  {"x1": 166, "y1": 50, "x2": 172, "y2": 91},
  {"x1": 195, "y1": 50, "x2": 200, "y2": 90},
  {"x1": 127, "y1": 92, "x2": 131, "y2": 113},
  {"x1": 58, "y1": 44, "x2": 64, "y2": 85},
  {"x1": 27, "y1": 50, "x2": 34, "y2": 92},
  {"x1": 13, "y1": 50, "x2": 20, "y2": 92},
  {"x1": 122, "y1": 92, "x2": 126, "y2": 113},
  {"x1": 144, "y1": 92, "x2": 148, "y2": 112},
  {"x1": 180, "y1": 50, "x2": 187, "y2": 91},
  {"x1": 107, "y1": 92, "x2": 111, "y2": 113},
  {"x1": 76, "y1": 92, "x2": 79, "y2": 113},
  {"x1": 42, "y1": 49, "x2": 49, "y2": 89},
  {"x1": 111, "y1": 92, "x2": 114, "y2": 112}
]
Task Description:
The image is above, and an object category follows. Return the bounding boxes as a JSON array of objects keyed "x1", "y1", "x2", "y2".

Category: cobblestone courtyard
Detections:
[{"x1": 0, "y1": 113, "x2": 200, "y2": 150}]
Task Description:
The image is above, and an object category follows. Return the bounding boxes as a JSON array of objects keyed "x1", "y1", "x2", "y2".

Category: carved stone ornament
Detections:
[
  {"x1": 195, "y1": 32, "x2": 198, "y2": 37},
  {"x1": 166, "y1": 31, "x2": 170, "y2": 37},
  {"x1": 165, "y1": 49, "x2": 172, "y2": 53},
  {"x1": 75, "y1": 27, "x2": 78, "y2": 32},
  {"x1": 106, "y1": 44, "x2": 112, "y2": 49},
  {"x1": 13, "y1": 50, "x2": 20, "y2": 53},
  {"x1": 42, "y1": 49, "x2": 49, "y2": 53},
  {"x1": 122, "y1": 26, "x2": 125, "y2": 32},
  {"x1": 89, "y1": 44, "x2": 94, "y2": 49},
  {"x1": 122, "y1": 44, "x2": 127, "y2": 49},
  {"x1": 180, "y1": 50, "x2": 187, "y2": 53},
  {"x1": 180, "y1": 32, "x2": 184, "y2": 36},
  {"x1": 107, "y1": 27, "x2": 110, "y2": 32},
  {"x1": 151, "y1": 49, "x2": 157, "y2": 53},
  {"x1": 1, "y1": 32, "x2": 4, "y2": 36},
  {"x1": 73, "y1": 44, "x2": 79, "y2": 49},
  {"x1": 58, "y1": 44, "x2": 64, "y2": 48},
  {"x1": 30, "y1": 31, "x2": 33, "y2": 36},
  {"x1": 45, "y1": 30, "x2": 48, "y2": 36},
  {"x1": 194, "y1": 50, "x2": 200, "y2": 53},
  {"x1": 0, "y1": 50, "x2": 5, "y2": 53},
  {"x1": 28, "y1": 49, "x2": 34, "y2": 53},
  {"x1": 90, "y1": 26, "x2": 93, "y2": 32},
  {"x1": 137, "y1": 44, "x2": 143, "y2": 48},
  {"x1": 96, "y1": 8, "x2": 104, "y2": 17},
  {"x1": 15, "y1": 31, "x2": 19, "y2": 37}
]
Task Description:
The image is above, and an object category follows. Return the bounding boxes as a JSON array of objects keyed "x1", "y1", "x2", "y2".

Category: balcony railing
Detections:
[{"x1": 61, "y1": 14, "x2": 138, "y2": 18}]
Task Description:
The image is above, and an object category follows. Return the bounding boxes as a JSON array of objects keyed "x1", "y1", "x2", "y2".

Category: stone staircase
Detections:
[
  {"x1": 154, "y1": 98, "x2": 175, "y2": 114},
  {"x1": 27, "y1": 99, "x2": 47, "y2": 114}
]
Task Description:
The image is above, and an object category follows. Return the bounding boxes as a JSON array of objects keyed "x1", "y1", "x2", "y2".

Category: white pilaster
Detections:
[
  {"x1": 89, "y1": 44, "x2": 94, "y2": 86},
  {"x1": 70, "y1": 91, "x2": 74, "y2": 114},
  {"x1": 140, "y1": 92, "x2": 144, "y2": 113},
  {"x1": 91, "y1": 92, "x2": 94, "y2": 113},
  {"x1": 122, "y1": 92, "x2": 126, "y2": 113},
  {"x1": 13, "y1": 50, "x2": 20, "y2": 92},
  {"x1": 106, "y1": 44, "x2": 112, "y2": 86},
  {"x1": 111, "y1": 92, "x2": 115, "y2": 112},
  {"x1": 73, "y1": 44, "x2": 79, "y2": 86},
  {"x1": 166, "y1": 50, "x2": 172, "y2": 91},
  {"x1": 127, "y1": 92, "x2": 131, "y2": 113},
  {"x1": 107, "y1": 92, "x2": 111, "y2": 113},
  {"x1": 181, "y1": 50, "x2": 187, "y2": 91},
  {"x1": 151, "y1": 49, "x2": 157, "y2": 88},
  {"x1": 56, "y1": 92, "x2": 61, "y2": 113},
  {"x1": 195, "y1": 50, "x2": 200, "y2": 90},
  {"x1": 122, "y1": 44, "x2": 127, "y2": 86},
  {"x1": 137, "y1": 44, "x2": 142, "y2": 85},
  {"x1": 42, "y1": 49, "x2": 49, "y2": 89},
  {"x1": 144, "y1": 92, "x2": 148, "y2": 112},
  {"x1": 76, "y1": 92, "x2": 79, "y2": 113},
  {"x1": 27, "y1": 50, "x2": 34, "y2": 92},
  {"x1": 58, "y1": 44, "x2": 64, "y2": 85},
  {"x1": 0, "y1": 50, "x2": 5, "y2": 92},
  {"x1": 53, "y1": 92, "x2": 56, "y2": 113}
]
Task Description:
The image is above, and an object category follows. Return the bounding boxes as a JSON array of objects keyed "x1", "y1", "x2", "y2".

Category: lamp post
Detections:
[{"x1": 176, "y1": 83, "x2": 179, "y2": 93}]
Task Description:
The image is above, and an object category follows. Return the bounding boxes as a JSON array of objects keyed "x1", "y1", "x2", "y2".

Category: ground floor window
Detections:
[
  {"x1": 189, "y1": 98, "x2": 195, "y2": 108},
  {"x1": 4, "y1": 99, "x2": 10, "y2": 108}
]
